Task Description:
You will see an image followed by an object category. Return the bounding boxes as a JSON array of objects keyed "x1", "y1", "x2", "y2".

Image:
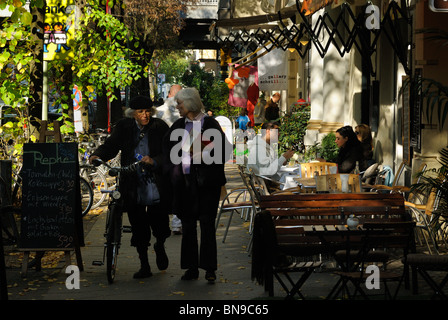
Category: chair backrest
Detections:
[
  {"x1": 392, "y1": 160, "x2": 408, "y2": 187},
  {"x1": 406, "y1": 162, "x2": 427, "y2": 203},
  {"x1": 374, "y1": 165, "x2": 393, "y2": 186},
  {"x1": 374, "y1": 161, "x2": 408, "y2": 187},
  {"x1": 260, "y1": 192, "x2": 408, "y2": 225},
  {"x1": 300, "y1": 162, "x2": 337, "y2": 178},
  {"x1": 362, "y1": 221, "x2": 416, "y2": 256},
  {"x1": 410, "y1": 164, "x2": 445, "y2": 214},
  {"x1": 251, "y1": 173, "x2": 271, "y2": 196},
  {"x1": 238, "y1": 165, "x2": 262, "y2": 203},
  {"x1": 316, "y1": 174, "x2": 362, "y2": 193}
]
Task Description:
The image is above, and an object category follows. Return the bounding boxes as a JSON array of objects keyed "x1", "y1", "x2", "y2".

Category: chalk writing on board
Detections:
[
  {"x1": 20, "y1": 143, "x2": 81, "y2": 249},
  {"x1": 23, "y1": 147, "x2": 76, "y2": 174}
]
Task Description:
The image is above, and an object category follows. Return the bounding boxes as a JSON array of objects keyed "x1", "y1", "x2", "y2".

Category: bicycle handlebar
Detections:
[{"x1": 92, "y1": 158, "x2": 141, "y2": 176}]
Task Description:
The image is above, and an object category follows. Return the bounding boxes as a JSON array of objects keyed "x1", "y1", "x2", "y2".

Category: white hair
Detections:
[{"x1": 174, "y1": 87, "x2": 204, "y2": 113}]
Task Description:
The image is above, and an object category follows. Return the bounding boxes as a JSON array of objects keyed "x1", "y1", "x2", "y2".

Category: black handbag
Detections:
[{"x1": 136, "y1": 169, "x2": 160, "y2": 205}]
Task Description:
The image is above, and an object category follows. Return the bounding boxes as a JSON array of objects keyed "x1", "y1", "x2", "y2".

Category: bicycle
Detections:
[
  {"x1": 79, "y1": 162, "x2": 109, "y2": 210},
  {"x1": 80, "y1": 176, "x2": 94, "y2": 217},
  {"x1": 91, "y1": 158, "x2": 138, "y2": 284},
  {"x1": 9, "y1": 163, "x2": 93, "y2": 219},
  {"x1": 78, "y1": 140, "x2": 121, "y2": 210}
]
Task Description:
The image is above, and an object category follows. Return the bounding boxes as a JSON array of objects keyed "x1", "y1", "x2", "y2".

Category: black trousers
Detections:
[
  {"x1": 180, "y1": 174, "x2": 221, "y2": 271},
  {"x1": 126, "y1": 203, "x2": 171, "y2": 248}
]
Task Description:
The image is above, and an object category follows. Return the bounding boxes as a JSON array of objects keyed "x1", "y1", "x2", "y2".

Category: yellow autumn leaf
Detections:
[{"x1": 13, "y1": 0, "x2": 23, "y2": 7}]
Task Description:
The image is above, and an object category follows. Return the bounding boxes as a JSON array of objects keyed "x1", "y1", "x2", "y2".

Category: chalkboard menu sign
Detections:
[{"x1": 20, "y1": 143, "x2": 83, "y2": 249}]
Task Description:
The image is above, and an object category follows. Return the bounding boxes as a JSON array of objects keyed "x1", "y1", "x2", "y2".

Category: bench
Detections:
[{"x1": 251, "y1": 192, "x2": 411, "y2": 299}]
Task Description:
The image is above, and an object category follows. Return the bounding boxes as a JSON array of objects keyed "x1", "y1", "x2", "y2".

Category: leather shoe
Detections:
[
  {"x1": 154, "y1": 242, "x2": 169, "y2": 270},
  {"x1": 133, "y1": 267, "x2": 153, "y2": 279},
  {"x1": 181, "y1": 268, "x2": 199, "y2": 280},
  {"x1": 205, "y1": 270, "x2": 216, "y2": 282}
]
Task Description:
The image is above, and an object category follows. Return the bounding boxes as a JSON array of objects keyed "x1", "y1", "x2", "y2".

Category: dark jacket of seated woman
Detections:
[{"x1": 335, "y1": 125, "x2": 367, "y2": 173}]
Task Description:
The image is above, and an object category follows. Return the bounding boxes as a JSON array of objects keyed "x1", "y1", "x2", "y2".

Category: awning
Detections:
[
  {"x1": 214, "y1": 0, "x2": 336, "y2": 28},
  {"x1": 213, "y1": 0, "x2": 413, "y2": 76},
  {"x1": 214, "y1": 4, "x2": 299, "y2": 28}
]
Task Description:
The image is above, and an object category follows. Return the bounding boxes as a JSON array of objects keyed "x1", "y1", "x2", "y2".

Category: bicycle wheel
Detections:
[
  {"x1": 80, "y1": 165, "x2": 108, "y2": 210},
  {"x1": 106, "y1": 203, "x2": 122, "y2": 284},
  {"x1": 80, "y1": 176, "x2": 94, "y2": 217}
]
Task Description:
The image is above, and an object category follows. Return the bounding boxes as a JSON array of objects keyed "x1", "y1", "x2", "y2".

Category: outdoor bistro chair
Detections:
[
  {"x1": 251, "y1": 211, "x2": 323, "y2": 300},
  {"x1": 406, "y1": 190, "x2": 441, "y2": 254},
  {"x1": 316, "y1": 174, "x2": 362, "y2": 193},
  {"x1": 329, "y1": 221, "x2": 416, "y2": 300},
  {"x1": 215, "y1": 165, "x2": 260, "y2": 243},
  {"x1": 299, "y1": 162, "x2": 337, "y2": 178},
  {"x1": 369, "y1": 161, "x2": 408, "y2": 193},
  {"x1": 406, "y1": 252, "x2": 448, "y2": 299},
  {"x1": 405, "y1": 167, "x2": 447, "y2": 254}
]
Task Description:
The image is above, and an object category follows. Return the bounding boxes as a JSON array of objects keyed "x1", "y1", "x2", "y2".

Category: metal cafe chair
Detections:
[{"x1": 215, "y1": 165, "x2": 260, "y2": 243}]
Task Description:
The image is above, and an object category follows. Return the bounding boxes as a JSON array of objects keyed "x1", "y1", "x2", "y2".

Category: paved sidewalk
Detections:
[
  {"x1": 4, "y1": 164, "x2": 272, "y2": 301},
  {"x1": 3, "y1": 164, "x2": 447, "y2": 305}
]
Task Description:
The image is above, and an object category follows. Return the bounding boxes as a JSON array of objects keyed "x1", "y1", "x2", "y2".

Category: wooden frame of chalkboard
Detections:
[{"x1": 19, "y1": 142, "x2": 83, "y2": 276}]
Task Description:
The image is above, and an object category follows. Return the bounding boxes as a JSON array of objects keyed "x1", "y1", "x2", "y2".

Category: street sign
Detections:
[
  {"x1": 158, "y1": 73, "x2": 166, "y2": 83},
  {"x1": 153, "y1": 59, "x2": 161, "y2": 70}
]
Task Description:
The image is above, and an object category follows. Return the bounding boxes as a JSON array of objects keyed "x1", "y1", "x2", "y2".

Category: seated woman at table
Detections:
[
  {"x1": 355, "y1": 123, "x2": 375, "y2": 167},
  {"x1": 247, "y1": 122, "x2": 295, "y2": 178},
  {"x1": 335, "y1": 125, "x2": 368, "y2": 173}
]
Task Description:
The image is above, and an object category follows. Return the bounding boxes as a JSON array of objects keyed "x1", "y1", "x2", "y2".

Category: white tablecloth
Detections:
[{"x1": 278, "y1": 165, "x2": 301, "y2": 189}]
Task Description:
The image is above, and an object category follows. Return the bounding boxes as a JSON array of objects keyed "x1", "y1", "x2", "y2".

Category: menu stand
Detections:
[{"x1": 20, "y1": 122, "x2": 83, "y2": 277}]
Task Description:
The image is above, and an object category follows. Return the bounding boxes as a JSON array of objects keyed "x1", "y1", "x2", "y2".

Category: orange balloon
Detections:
[
  {"x1": 237, "y1": 67, "x2": 250, "y2": 78},
  {"x1": 225, "y1": 77, "x2": 239, "y2": 89}
]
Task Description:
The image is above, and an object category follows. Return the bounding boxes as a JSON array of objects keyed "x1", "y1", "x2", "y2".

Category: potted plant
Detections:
[
  {"x1": 317, "y1": 132, "x2": 339, "y2": 162},
  {"x1": 278, "y1": 103, "x2": 310, "y2": 154}
]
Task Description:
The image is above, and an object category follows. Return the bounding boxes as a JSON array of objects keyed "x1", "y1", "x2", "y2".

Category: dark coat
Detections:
[
  {"x1": 336, "y1": 144, "x2": 367, "y2": 173},
  {"x1": 92, "y1": 117, "x2": 171, "y2": 211},
  {"x1": 264, "y1": 99, "x2": 280, "y2": 121},
  {"x1": 164, "y1": 116, "x2": 232, "y2": 215}
]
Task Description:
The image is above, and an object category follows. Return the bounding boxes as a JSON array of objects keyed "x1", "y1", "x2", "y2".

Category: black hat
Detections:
[{"x1": 129, "y1": 95, "x2": 153, "y2": 109}]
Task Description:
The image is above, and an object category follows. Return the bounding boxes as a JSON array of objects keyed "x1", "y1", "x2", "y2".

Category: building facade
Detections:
[{"x1": 214, "y1": 0, "x2": 448, "y2": 183}]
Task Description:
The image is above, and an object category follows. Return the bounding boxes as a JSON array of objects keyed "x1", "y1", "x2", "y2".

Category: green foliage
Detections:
[
  {"x1": 156, "y1": 50, "x2": 190, "y2": 84},
  {"x1": 70, "y1": 2, "x2": 142, "y2": 100},
  {"x1": 0, "y1": 0, "x2": 143, "y2": 158},
  {"x1": 318, "y1": 132, "x2": 338, "y2": 162},
  {"x1": 180, "y1": 62, "x2": 234, "y2": 117},
  {"x1": 0, "y1": 1, "x2": 40, "y2": 158},
  {"x1": 278, "y1": 105, "x2": 310, "y2": 154},
  {"x1": 208, "y1": 81, "x2": 237, "y2": 117}
]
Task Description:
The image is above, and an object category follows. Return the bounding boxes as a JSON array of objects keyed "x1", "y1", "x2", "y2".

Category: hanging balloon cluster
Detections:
[{"x1": 225, "y1": 66, "x2": 251, "y2": 89}]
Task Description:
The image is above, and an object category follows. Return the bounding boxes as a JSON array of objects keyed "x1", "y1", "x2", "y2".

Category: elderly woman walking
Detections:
[{"x1": 165, "y1": 87, "x2": 231, "y2": 282}]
